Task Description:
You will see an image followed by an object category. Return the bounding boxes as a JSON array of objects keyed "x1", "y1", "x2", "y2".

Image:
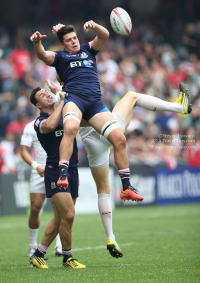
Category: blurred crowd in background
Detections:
[{"x1": 0, "y1": 0, "x2": 200, "y2": 173}]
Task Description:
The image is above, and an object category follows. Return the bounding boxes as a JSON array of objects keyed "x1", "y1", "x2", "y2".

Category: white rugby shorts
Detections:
[
  {"x1": 30, "y1": 172, "x2": 46, "y2": 194},
  {"x1": 82, "y1": 113, "x2": 126, "y2": 167}
]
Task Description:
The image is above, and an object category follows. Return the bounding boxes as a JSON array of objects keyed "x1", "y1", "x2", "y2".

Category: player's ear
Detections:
[
  {"x1": 36, "y1": 103, "x2": 42, "y2": 109},
  {"x1": 60, "y1": 43, "x2": 65, "y2": 50}
]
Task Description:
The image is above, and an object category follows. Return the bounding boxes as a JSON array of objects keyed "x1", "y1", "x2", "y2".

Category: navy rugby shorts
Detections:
[
  {"x1": 64, "y1": 94, "x2": 109, "y2": 121},
  {"x1": 44, "y1": 163, "x2": 78, "y2": 199}
]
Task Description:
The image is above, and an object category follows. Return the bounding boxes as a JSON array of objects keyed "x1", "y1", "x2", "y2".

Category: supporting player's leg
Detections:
[
  {"x1": 52, "y1": 192, "x2": 86, "y2": 268},
  {"x1": 57, "y1": 102, "x2": 82, "y2": 188},
  {"x1": 28, "y1": 193, "x2": 46, "y2": 257},
  {"x1": 50, "y1": 198, "x2": 62, "y2": 256},
  {"x1": 29, "y1": 201, "x2": 61, "y2": 268},
  {"x1": 90, "y1": 165, "x2": 123, "y2": 258}
]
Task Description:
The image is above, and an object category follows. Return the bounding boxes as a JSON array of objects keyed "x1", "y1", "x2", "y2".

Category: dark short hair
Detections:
[
  {"x1": 57, "y1": 25, "x2": 76, "y2": 43},
  {"x1": 30, "y1": 87, "x2": 41, "y2": 106}
]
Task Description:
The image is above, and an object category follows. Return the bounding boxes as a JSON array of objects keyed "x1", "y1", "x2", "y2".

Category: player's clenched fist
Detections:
[
  {"x1": 30, "y1": 31, "x2": 47, "y2": 43},
  {"x1": 83, "y1": 20, "x2": 96, "y2": 33}
]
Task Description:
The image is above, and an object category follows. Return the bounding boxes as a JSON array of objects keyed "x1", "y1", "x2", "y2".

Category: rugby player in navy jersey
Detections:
[
  {"x1": 30, "y1": 21, "x2": 144, "y2": 202},
  {"x1": 29, "y1": 88, "x2": 85, "y2": 269}
]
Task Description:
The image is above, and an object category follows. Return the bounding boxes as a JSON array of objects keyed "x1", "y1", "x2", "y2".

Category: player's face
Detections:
[
  {"x1": 61, "y1": 32, "x2": 80, "y2": 53},
  {"x1": 35, "y1": 89, "x2": 55, "y2": 109}
]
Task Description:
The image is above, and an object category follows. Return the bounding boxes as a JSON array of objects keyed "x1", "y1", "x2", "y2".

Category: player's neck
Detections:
[{"x1": 40, "y1": 106, "x2": 54, "y2": 114}]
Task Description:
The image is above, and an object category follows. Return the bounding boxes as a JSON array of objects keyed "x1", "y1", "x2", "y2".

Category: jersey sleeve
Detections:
[
  {"x1": 20, "y1": 124, "x2": 34, "y2": 147},
  {"x1": 50, "y1": 51, "x2": 62, "y2": 68},
  {"x1": 34, "y1": 117, "x2": 46, "y2": 135},
  {"x1": 82, "y1": 43, "x2": 99, "y2": 56}
]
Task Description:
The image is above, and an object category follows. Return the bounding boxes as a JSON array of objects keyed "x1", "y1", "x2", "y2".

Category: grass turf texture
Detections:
[{"x1": 0, "y1": 204, "x2": 199, "y2": 283}]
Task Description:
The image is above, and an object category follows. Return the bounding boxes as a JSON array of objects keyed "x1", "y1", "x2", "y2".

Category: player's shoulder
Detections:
[
  {"x1": 80, "y1": 42, "x2": 90, "y2": 52},
  {"x1": 34, "y1": 116, "x2": 43, "y2": 131},
  {"x1": 54, "y1": 50, "x2": 68, "y2": 58},
  {"x1": 23, "y1": 120, "x2": 36, "y2": 133},
  {"x1": 80, "y1": 42, "x2": 99, "y2": 57}
]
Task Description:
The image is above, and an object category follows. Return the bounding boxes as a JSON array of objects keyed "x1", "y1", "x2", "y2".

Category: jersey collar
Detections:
[{"x1": 40, "y1": 112, "x2": 51, "y2": 117}]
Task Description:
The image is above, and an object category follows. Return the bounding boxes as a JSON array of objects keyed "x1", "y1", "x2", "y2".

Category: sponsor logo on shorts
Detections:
[{"x1": 51, "y1": 182, "x2": 56, "y2": 190}]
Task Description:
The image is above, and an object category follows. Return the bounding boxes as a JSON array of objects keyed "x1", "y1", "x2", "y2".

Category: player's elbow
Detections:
[
  {"x1": 102, "y1": 31, "x2": 110, "y2": 41},
  {"x1": 48, "y1": 122, "x2": 57, "y2": 131},
  {"x1": 38, "y1": 53, "x2": 53, "y2": 66},
  {"x1": 106, "y1": 31, "x2": 110, "y2": 39}
]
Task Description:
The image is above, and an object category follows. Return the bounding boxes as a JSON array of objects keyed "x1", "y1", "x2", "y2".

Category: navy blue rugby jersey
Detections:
[
  {"x1": 34, "y1": 113, "x2": 78, "y2": 167},
  {"x1": 50, "y1": 43, "x2": 101, "y2": 100}
]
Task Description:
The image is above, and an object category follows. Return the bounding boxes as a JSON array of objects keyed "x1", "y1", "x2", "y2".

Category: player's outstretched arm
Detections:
[
  {"x1": 40, "y1": 91, "x2": 66, "y2": 134},
  {"x1": 83, "y1": 20, "x2": 109, "y2": 51},
  {"x1": 30, "y1": 31, "x2": 55, "y2": 65}
]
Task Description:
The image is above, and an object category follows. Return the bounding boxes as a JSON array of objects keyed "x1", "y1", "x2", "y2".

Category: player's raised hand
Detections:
[
  {"x1": 52, "y1": 23, "x2": 65, "y2": 35},
  {"x1": 83, "y1": 20, "x2": 96, "y2": 33},
  {"x1": 30, "y1": 31, "x2": 47, "y2": 43},
  {"x1": 46, "y1": 79, "x2": 60, "y2": 94}
]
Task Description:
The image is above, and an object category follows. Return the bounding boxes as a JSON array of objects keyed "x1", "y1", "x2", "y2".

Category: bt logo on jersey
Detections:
[
  {"x1": 83, "y1": 59, "x2": 94, "y2": 68},
  {"x1": 70, "y1": 61, "x2": 82, "y2": 68},
  {"x1": 70, "y1": 59, "x2": 94, "y2": 68},
  {"x1": 55, "y1": 130, "x2": 64, "y2": 137}
]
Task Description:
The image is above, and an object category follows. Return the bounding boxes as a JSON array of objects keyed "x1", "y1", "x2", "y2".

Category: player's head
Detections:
[
  {"x1": 30, "y1": 87, "x2": 55, "y2": 111},
  {"x1": 57, "y1": 25, "x2": 80, "y2": 54}
]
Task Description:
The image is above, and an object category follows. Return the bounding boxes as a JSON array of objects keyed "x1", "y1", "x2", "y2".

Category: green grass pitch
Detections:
[{"x1": 0, "y1": 204, "x2": 200, "y2": 283}]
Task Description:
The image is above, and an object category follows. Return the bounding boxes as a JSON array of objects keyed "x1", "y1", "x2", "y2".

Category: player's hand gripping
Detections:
[
  {"x1": 36, "y1": 165, "x2": 45, "y2": 177},
  {"x1": 30, "y1": 31, "x2": 47, "y2": 43},
  {"x1": 52, "y1": 23, "x2": 65, "y2": 35},
  {"x1": 83, "y1": 20, "x2": 96, "y2": 33},
  {"x1": 46, "y1": 79, "x2": 60, "y2": 94},
  {"x1": 59, "y1": 91, "x2": 67, "y2": 101}
]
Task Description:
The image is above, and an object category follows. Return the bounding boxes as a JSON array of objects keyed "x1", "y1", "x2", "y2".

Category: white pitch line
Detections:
[{"x1": 51, "y1": 242, "x2": 136, "y2": 253}]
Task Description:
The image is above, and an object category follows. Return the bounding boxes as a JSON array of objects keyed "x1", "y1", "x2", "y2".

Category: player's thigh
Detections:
[
  {"x1": 30, "y1": 173, "x2": 46, "y2": 194},
  {"x1": 90, "y1": 165, "x2": 110, "y2": 194},
  {"x1": 63, "y1": 102, "x2": 82, "y2": 119},
  {"x1": 88, "y1": 111, "x2": 118, "y2": 133},
  {"x1": 30, "y1": 193, "x2": 46, "y2": 210},
  {"x1": 112, "y1": 91, "x2": 138, "y2": 128},
  {"x1": 52, "y1": 192, "x2": 74, "y2": 220},
  {"x1": 82, "y1": 131, "x2": 110, "y2": 167}
]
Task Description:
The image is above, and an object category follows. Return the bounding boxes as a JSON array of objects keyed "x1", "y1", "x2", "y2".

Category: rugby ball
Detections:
[{"x1": 110, "y1": 7, "x2": 132, "y2": 37}]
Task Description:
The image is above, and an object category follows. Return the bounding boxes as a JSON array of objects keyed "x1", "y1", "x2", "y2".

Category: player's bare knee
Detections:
[
  {"x1": 67, "y1": 212, "x2": 74, "y2": 225},
  {"x1": 64, "y1": 123, "x2": 79, "y2": 137},
  {"x1": 126, "y1": 91, "x2": 138, "y2": 105},
  {"x1": 115, "y1": 133, "x2": 126, "y2": 149},
  {"x1": 109, "y1": 129, "x2": 126, "y2": 148},
  {"x1": 61, "y1": 211, "x2": 74, "y2": 225},
  {"x1": 30, "y1": 204, "x2": 41, "y2": 216}
]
